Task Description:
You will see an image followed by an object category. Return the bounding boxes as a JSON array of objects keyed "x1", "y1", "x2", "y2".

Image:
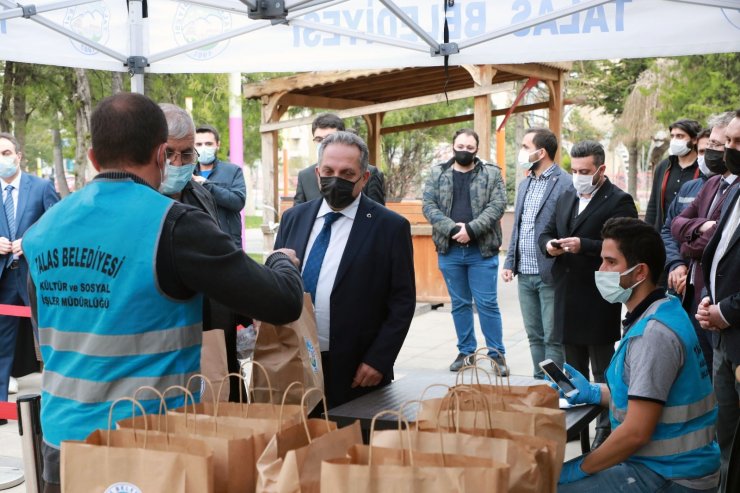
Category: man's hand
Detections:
[
  {"x1": 0, "y1": 237, "x2": 11, "y2": 255},
  {"x1": 451, "y1": 223, "x2": 470, "y2": 244},
  {"x1": 668, "y1": 265, "x2": 688, "y2": 293},
  {"x1": 192, "y1": 175, "x2": 207, "y2": 184},
  {"x1": 270, "y1": 248, "x2": 300, "y2": 267},
  {"x1": 546, "y1": 239, "x2": 566, "y2": 257},
  {"x1": 11, "y1": 239, "x2": 22, "y2": 257},
  {"x1": 558, "y1": 237, "x2": 582, "y2": 254},
  {"x1": 696, "y1": 296, "x2": 730, "y2": 330},
  {"x1": 351, "y1": 363, "x2": 383, "y2": 388},
  {"x1": 698, "y1": 220, "x2": 716, "y2": 234},
  {"x1": 501, "y1": 269, "x2": 514, "y2": 283},
  {"x1": 559, "y1": 457, "x2": 589, "y2": 485}
]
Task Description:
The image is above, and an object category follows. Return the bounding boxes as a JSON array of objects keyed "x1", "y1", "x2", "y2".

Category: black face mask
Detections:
[
  {"x1": 454, "y1": 150, "x2": 476, "y2": 167},
  {"x1": 725, "y1": 146, "x2": 740, "y2": 176},
  {"x1": 319, "y1": 176, "x2": 360, "y2": 210},
  {"x1": 704, "y1": 148, "x2": 727, "y2": 175}
]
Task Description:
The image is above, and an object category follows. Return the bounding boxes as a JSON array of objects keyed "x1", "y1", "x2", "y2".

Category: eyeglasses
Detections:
[
  {"x1": 705, "y1": 142, "x2": 725, "y2": 151},
  {"x1": 165, "y1": 148, "x2": 199, "y2": 163}
]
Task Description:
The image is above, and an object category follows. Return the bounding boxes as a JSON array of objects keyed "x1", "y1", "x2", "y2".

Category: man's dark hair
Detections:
[
  {"x1": 669, "y1": 119, "x2": 702, "y2": 140},
  {"x1": 525, "y1": 127, "x2": 558, "y2": 160},
  {"x1": 0, "y1": 132, "x2": 19, "y2": 153},
  {"x1": 601, "y1": 217, "x2": 665, "y2": 284},
  {"x1": 697, "y1": 128, "x2": 711, "y2": 141},
  {"x1": 91, "y1": 93, "x2": 167, "y2": 168},
  {"x1": 570, "y1": 140, "x2": 605, "y2": 167},
  {"x1": 196, "y1": 123, "x2": 220, "y2": 144},
  {"x1": 311, "y1": 113, "x2": 345, "y2": 134},
  {"x1": 453, "y1": 128, "x2": 479, "y2": 149}
]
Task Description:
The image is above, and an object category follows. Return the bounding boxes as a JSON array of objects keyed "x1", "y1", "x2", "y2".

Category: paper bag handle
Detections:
[
  {"x1": 473, "y1": 347, "x2": 511, "y2": 388},
  {"x1": 162, "y1": 385, "x2": 201, "y2": 435},
  {"x1": 185, "y1": 373, "x2": 218, "y2": 411},
  {"x1": 129, "y1": 386, "x2": 166, "y2": 434},
  {"x1": 299, "y1": 387, "x2": 330, "y2": 443},
  {"x1": 369, "y1": 410, "x2": 413, "y2": 466},
  {"x1": 279, "y1": 381, "x2": 306, "y2": 427},
  {"x1": 107, "y1": 397, "x2": 148, "y2": 449}
]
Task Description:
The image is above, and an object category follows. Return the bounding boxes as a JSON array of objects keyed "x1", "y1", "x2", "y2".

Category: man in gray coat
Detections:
[{"x1": 502, "y1": 127, "x2": 573, "y2": 379}]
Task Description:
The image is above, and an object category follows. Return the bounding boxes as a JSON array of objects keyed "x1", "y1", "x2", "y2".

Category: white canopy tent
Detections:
[{"x1": 1, "y1": 0, "x2": 739, "y2": 93}]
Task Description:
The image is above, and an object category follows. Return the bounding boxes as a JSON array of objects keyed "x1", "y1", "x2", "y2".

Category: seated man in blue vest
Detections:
[
  {"x1": 22, "y1": 93, "x2": 304, "y2": 493},
  {"x1": 557, "y1": 217, "x2": 720, "y2": 492}
]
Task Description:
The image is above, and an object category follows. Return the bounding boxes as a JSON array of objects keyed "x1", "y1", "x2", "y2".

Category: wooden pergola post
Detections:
[
  {"x1": 260, "y1": 93, "x2": 287, "y2": 253},
  {"x1": 471, "y1": 65, "x2": 496, "y2": 161},
  {"x1": 547, "y1": 70, "x2": 565, "y2": 164},
  {"x1": 363, "y1": 112, "x2": 385, "y2": 167}
]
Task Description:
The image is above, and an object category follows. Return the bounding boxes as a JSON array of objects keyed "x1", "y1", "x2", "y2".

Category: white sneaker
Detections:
[{"x1": 8, "y1": 377, "x2": 18, "y2": 394}]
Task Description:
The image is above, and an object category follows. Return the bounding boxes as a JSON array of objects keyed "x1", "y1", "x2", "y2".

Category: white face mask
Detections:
[
  {"x1": 517, "y1": 148, "x2": 541, "y2": 170},
  {"x1": 0, "y1": 155, "x2": 18, "y2": 179},
  {"x1": 572, "y1": 169, "x2": 601, "y2": 196},
  {"x1": 669, "y1": 138, "x2": 691, "y2": 157},
  {"x1": 594, "y1": 264, "x2": 644, "y2": 305},
  {"x1": 697, "y1": 155, "x2": 714, "y2": 177},
  {"x1": 197, "y1": 146, "x2": 216, "y2": 165}
]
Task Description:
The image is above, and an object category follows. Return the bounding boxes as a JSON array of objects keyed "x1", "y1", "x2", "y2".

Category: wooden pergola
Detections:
[{"x1": 244, "y1": 62, "x2": 571, "y2": 251}]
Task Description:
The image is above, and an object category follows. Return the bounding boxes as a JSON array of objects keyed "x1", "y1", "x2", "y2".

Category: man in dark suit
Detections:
[
  {"x1": 0, "y1": 132, "x2": 59, "y2": 405},
  {"x1": 697, "y1": 109, "x2": 740, "y2": 486},
  {"x1": 503, "y1": 127, "x2": 573, "y2": 379},
  {"x1": 294, "y1": 113, "x2": 385, "y2": 206},
  {"x1": 539, "y1": 140, "x2": 637, "y2": 449},
  {"x1": 670, "y1": 112, "x2": 738, "y2": 373},
  {"x1": 274, "y1": 131, "x2": 415, "y2": 407},
  {"x1": 193, "y1": 124, "x2": 246, "y2": 248}
]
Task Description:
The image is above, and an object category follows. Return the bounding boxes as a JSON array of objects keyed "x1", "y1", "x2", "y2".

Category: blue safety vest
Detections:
[
  {"x1": 23, "y1": 179, "x2": 203, "y2": 447},
  {"x1": 606, "y1": 296, "x2": 720, "y2": 480}
]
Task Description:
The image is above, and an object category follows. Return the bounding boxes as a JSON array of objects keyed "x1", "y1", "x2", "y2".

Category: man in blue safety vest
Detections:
[
  {"x1": 557, "y1": 217, "x2": 720, "y2": 492},
  {"x1": 22, "y1": 92, "x2": 304, "y2": 492}
]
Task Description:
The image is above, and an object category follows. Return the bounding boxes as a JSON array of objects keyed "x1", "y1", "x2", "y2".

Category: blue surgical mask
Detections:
[
  {"x1": 0, "y1": 155, "x2": 18, "y2": 179},
  {"x1": 594, "y1": 264, "x2": 644, "y2": 305},
  {"x1": 159, "y1": 162, "x2": 196, "y2": 195},
  {"x1": 197, "y1": 146, "x2": 216, "y2": 165}
]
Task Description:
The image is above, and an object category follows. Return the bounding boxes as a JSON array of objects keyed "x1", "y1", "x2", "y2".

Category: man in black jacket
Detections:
[
  {"x1": 294, "y1": 113, "x2": 385, "y2": 205},
  {"x1": 645, "y1": 119, "x2": 702, "y2": 233},
  {"x1": 539, "y1": 140, "x2": 637, "y2": 450}
]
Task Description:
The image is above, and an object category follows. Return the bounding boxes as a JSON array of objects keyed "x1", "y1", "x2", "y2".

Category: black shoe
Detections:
[
  {"x1": 449, "y1": 353, "x2": 472, "y2": 372},
  {"x1": 0, "y1": 419, "x2": 7, "y2": 426},
  {"x1": 591, "y1": 429, "x2": 610, "y2": 450},
  {"x1": 491, "y1": 356, "x2": 509, "y2": 377}
]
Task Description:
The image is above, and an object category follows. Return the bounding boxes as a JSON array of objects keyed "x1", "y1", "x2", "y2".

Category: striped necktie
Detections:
[{"x1": 4, "y1": 185, "x2": 15, "y2": 241}]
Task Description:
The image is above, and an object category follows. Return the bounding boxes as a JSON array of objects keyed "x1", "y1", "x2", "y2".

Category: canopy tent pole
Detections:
[
  {"x1": 668, "y1": 0, "x2": 740, "y2": 7},
  {"x1": 0, "y1": 0, "x2": 97, "y2": 21},
  {"x1": 128, "y1": 0, "x2": 146, "y2": 94},
  {"x1": 377, "y1": 0, "x2": 440, "y2": 51}
]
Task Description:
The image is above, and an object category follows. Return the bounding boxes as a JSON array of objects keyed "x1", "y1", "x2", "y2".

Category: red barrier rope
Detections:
[{"x1": 0, "y1": 304, "x2": 31, "y2": 318}]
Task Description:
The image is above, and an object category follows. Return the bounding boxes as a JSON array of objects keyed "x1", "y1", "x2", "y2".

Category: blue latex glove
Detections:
[
  {"x1": 546, "y1": 363, "x2": 602, "y2": 405},
  {"x1": 559, "y1": 456, "x2": 590, "y2": 484}
]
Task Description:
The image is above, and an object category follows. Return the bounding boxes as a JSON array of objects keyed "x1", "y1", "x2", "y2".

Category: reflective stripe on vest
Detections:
[
  {"x1": 635, "y1": 426, "x2": 716, "y2": 458},
  {"x1": 610, "y1": 392, "x2": 717, "y2": 426}
]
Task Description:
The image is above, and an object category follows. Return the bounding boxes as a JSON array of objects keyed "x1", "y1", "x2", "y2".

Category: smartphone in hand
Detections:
[
  {"x1": 550, "y1": 241, "x2": 562, "y2": 249},
  {"x1": 540, "y1": 359, "x2": 579, "y2": 398}
]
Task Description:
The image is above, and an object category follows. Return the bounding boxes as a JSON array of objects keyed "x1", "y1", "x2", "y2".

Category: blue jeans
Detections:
[
  {"x1": 559, "y1": 459, "x2": 717, "y2": 492},
  {"x1": 438, "y1": 246, "x2": 504, "y2": 356},
  {"x1": 517, "y1": 273, "x2": 563, "y2": 379}
]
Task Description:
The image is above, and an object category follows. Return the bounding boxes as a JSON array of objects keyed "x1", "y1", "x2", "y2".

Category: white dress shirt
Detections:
[
  {"x1": 709, "y1": 193, "x2": 740, "y2": 304},
  {"x1": 302, "y1": 194, "x2": 360, "y2": 351},
  {"x1": 2, "y1": 172, "x2": 21, "y2": 226}
]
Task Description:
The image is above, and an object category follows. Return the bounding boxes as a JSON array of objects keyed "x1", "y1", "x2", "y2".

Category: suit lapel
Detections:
[
  {"x1": 296, "y1": 199, "x2": 323, "y2": 269},
  {"x1": 720, "y1": 189, "x2": 740, "y2": 257},
  {"x1": 571, "y1": 179, "x2": 612, "y2": 233},
  {"x1": 332, "y1": 195, "x2": 375, "y2": 292},
  {"x1": 535, "y1": 166, "x2": 561, "y2": 217},
  {"x1": 14, "y1": 173, "x2": 30, "y2": 233}
]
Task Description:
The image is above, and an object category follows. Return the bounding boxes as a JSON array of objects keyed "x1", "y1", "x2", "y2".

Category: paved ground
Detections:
[{"x1": 0, "y1": 252, "x2": 589, "y2": 491}]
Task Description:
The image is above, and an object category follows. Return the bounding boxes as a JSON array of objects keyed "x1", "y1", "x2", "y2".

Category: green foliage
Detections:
[
  {"x1": 564, "y1": 108, "x2": 603, "y2": 143},
  {"x1": 569, "y1": 59, "x2": 652, "y2": 118},
  {"x1": 656, "y1": 54, "x2": 740, "y2": 126}
]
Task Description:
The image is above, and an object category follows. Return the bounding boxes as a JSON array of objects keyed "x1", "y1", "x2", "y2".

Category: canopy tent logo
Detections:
[
  {"x1": 172, "y1": 4, "x2": 232, "y2": 61},
  {"x1": 63, "y1": 1, "x2": 110, "y2": 55}
]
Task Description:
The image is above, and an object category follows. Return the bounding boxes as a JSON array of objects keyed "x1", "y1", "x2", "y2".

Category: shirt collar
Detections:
[
  {"x1": 531, "y1": 163, "x2": 557, "y2": 180},
  {"x1": 4, "y1": 171, "x2": 22, "y2": 191},
  {"x1": 94, "y1": 170, "x2": 155, "y2": 189},
  {"x1": 724, "y1": 174, "x2": 738, "y2": 185},
  {"x1": 622, "y1": 289, "x2": 666, "y2": 330},
  {"x1": 317, "y1": 193, "x2": 361, "y2": 221}
]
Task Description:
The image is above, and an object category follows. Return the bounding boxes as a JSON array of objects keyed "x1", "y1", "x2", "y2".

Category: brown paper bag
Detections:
[
  {"x1": 62, "y1": 399, "x2": 214, "y2": 493},
  {"x1": 320, "y1": 443, "x2": 510, "y2": 493},
  {"x1": 252, "y1": 294, "x2": 323, "y2": 410},
  {"x1": 118, "y1": 412, "x2": 255, "y2": 493},
  {"x1": 371, "y1": 427, "x2": 550, "y2": 493},
  {"x1": 201, "y1": 329, "x2": 230, "y2": 403}
]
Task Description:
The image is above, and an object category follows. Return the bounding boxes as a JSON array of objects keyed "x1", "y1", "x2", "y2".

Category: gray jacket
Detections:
[
  {"x1": 422, "y1": 157, "x2": 506, "y2": 258},
  {"x1": 503, "y1": 165, "x2": 573, "y2": 284}
]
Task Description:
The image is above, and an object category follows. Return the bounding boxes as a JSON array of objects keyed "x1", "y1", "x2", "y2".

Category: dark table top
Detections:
[{"x1": 326, "y1": 368, "x2": 601, "y2": 441}]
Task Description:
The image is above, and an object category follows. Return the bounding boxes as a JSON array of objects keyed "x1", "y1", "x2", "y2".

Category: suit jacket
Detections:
[
  {"x1": 538, "y1": 178, "x2": 637, "y2": 345},
  {"x1": 274, "y1": 195, "x2": 415, "y2": 407},
  {"x1": 0, "y1": 172, "x2": 59, "y2": 304},
  {"x1": 503, "y1": 165, "x2": 573, "y2": 285},
  {"x1": 195, "y1": 159, "x2": 246, "y2": 247},
  {"x1": 294, "y1": 164, "x2": 386, "y2": 206},
  {"x1": 701, "y1": 187, "x2": 740, "y2": 363}
]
